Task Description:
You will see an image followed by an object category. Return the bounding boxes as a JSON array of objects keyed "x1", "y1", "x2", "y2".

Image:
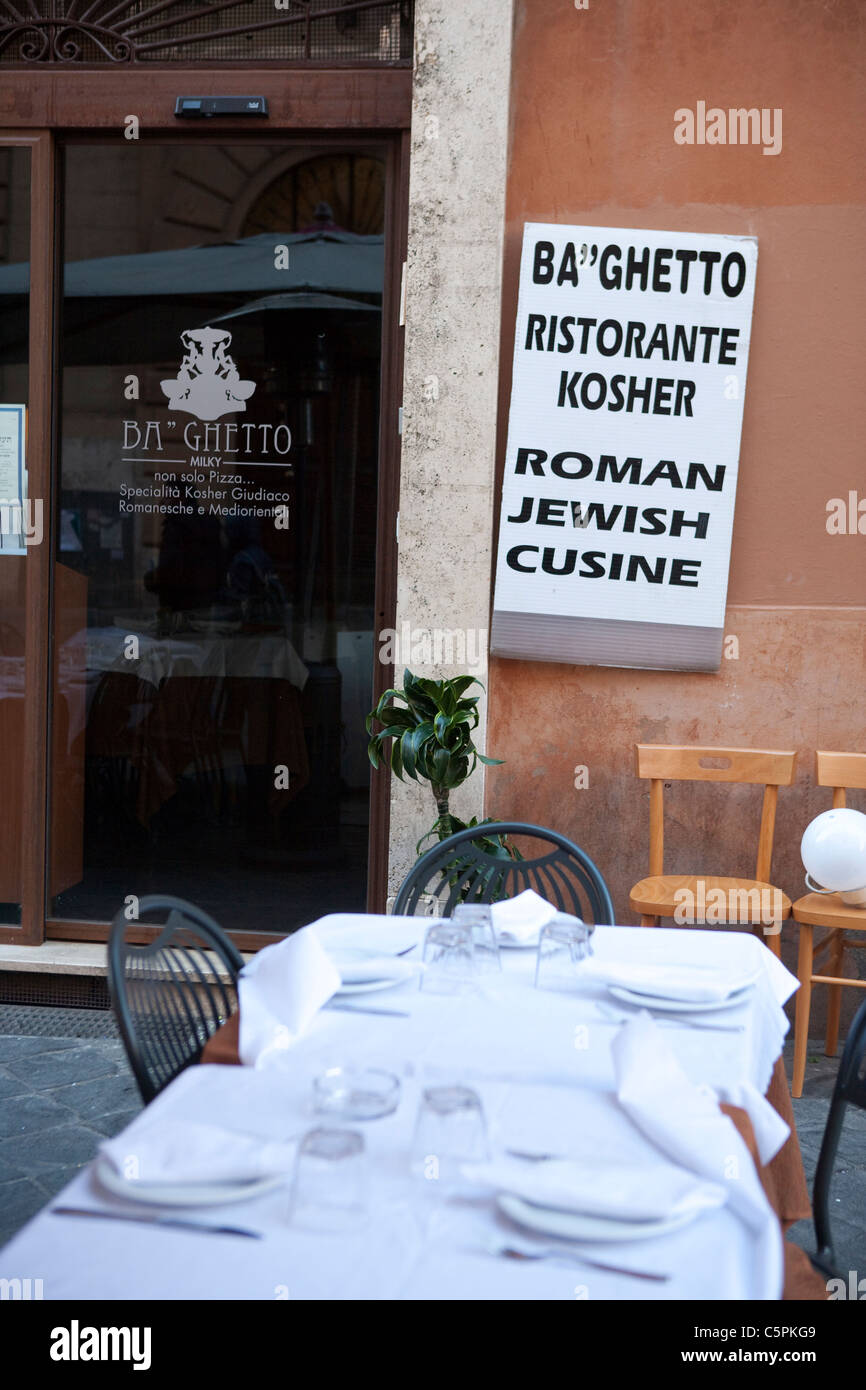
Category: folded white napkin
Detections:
[
  {"x1": 612, "y1": 1013, "x2": 784, "y2": 1298},
  {"x1": 463, "y1": 1155, "x2": 725, "y2": 1222},
  {"x1": 580, "y1": 958, "x2": 758, "y2": 1004},
  {"x1": 488, "y1": 889, "x2": 574, "y2": 944},
  {"x1": 327, "y1": 948, "x2": 423, "y2": 987},
  {"x1": 238, "y1": 927, "x2": 340, "y2": 1068},
  {"x1": 712, "y1": 1079, "x2": 791, "y2": 1167},
  {"x1": 100, "y1": 1120, "x2": 296, "y2": 1185}
]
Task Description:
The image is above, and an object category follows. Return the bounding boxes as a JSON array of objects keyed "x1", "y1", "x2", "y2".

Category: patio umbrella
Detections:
[
  {"x1": 212, "y1": 291, "x2": 379, "y2": 322},
  {"x1": 0, "y1": 230, "x2": 385, "y2": 297}
]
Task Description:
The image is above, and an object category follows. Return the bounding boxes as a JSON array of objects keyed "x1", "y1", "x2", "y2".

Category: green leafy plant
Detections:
[{"x1": 366, "y1": 669, "x2": 510, "y2": 854}]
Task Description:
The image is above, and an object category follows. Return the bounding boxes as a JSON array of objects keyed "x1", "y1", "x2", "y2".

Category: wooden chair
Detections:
[
  {"x1": 791, "y1": 752, "x2": 866, "y2": 1099},
  {"x1": 629, "y1": 745, "x2": 798, "y2": 959}
]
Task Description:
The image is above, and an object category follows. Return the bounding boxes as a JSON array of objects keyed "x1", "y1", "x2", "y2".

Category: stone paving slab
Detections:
[
  {"x1": 0, "y1": 1015, "x2": 863, "y2": 1295},
  {"x1": 781, "y1": 1040, "x2": 865, "y2": 1282},
  {"x1": 0, "y1": 1032, "x2": 143, "y2": 1249}
]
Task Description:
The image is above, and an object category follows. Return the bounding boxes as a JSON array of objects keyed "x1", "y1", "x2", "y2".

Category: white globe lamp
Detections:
[{"x1": 801, "y1": 808, "x2": 866, "y2": 908}]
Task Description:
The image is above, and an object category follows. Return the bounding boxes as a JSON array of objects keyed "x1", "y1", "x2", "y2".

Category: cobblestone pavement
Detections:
[
  {"x1": 783, "y1": 1039, "x2": 866, "y2": 1280},
  {"x1": 0, "y1": 1022, "x2": 142, "y2": 1250},
  {"x1": 0, "y1": 1010, "x2": 863, "y2": 1289}
]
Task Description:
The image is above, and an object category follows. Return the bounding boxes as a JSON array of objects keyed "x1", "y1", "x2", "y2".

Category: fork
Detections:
[
  {"x1": 595, "y1": 1001, "x2": 744, "y2": 1033},
  {"x1": 488, "y1": 1240, "x2": 670, "y2": 1283}
]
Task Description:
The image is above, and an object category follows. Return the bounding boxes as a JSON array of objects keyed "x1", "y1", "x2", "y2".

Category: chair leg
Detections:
[
  {"x1": 640, "y1": 915, "x2": 659, "y2": 927},
  {"x1": 825, "y1": 930, "x2": 845, "y2": 1058},
  {"x1": 793, "y1": 924, "x2": 814, "y2": 1100},
  {"x1": 765, "y1": 921, "x2": 782, "y2": 959}
]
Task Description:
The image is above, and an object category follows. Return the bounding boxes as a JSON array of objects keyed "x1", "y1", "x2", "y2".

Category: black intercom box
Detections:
[{"x1": 175, "y1": 97, "x2": 269, "y2": 119}]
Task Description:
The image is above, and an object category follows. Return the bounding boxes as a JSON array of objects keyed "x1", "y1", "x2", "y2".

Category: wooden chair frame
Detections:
[
  {"x1": 792, "y1": 751, "x2": 866, "y2": 1098},
  {"x1": 630, "y1": 744, "x2": 798, "y2": 958}
]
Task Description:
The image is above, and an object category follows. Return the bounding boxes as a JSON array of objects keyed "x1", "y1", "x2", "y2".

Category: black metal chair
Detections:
[
  {"x1": 810, "y1": 996, "x2": 866, "y2": 1275},
  {"x1": 392, "y1": 821, "x2": 615, "y2": 924},
  {"x1": 107, "y1": 895, "x2": 245, "y2": 1104}
]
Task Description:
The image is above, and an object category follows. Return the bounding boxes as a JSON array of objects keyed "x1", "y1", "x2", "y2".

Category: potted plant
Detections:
[{"x1": 366, "y1": 668, "x2": 513, "y2": 857}]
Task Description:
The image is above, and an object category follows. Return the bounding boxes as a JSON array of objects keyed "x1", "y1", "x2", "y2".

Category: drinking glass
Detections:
[
  {"x1": 420, "y1": 920, "x2": 477, "y2": 995},
  {"x1": 289, "y1": 1127, "x2": 367, "y2": 1232},
  {"x1": 451, "y1": 903, "x2": 501, "y2": 974},
  {"x1": 411, "y1": 1084, "x2": 489, "y2": 1183},
  {"x1": 534, "y1": 915, "x2": 594, "y2": 992},
  {"x1": 313, "y1": 1066, "x2": 401, "y2": 1121}
]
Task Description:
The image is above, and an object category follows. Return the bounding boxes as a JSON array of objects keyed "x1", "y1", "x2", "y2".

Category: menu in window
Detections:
[{"x1": 0, "y1": 404, "x2": 26, "y2": 555}]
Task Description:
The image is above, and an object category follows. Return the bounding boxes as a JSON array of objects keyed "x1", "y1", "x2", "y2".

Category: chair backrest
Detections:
[
  {"x1": 635, "y1": 744, "x2": 798, "y2": 882},
  {"x1": 813, "y1": 996, "x2": 866, "y2": 1266},
  {"x1": 392, "y1": 822, "x2": 614, "y2": 924},
  {"x1": 107, "y1": 895, "x2": 245, "y2": 1104},
  {"x1": 815, "y1": 750, "x2": 866, "y2": 809}
]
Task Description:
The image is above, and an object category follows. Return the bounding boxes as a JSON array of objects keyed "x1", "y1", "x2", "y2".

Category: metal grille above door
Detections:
[{"x1": 0, "y1": 0, "x2": 413, "y2": 65}]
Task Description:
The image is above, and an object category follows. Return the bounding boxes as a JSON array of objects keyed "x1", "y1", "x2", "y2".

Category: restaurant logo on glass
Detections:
[
  {"x1": 120, "y1": 327, "x2": 292, "y2": 523},
  {"x1": 491, "y1": 224, "x2": 758, "y2": 671},
  {"x1": 161, "y1": 327, "x2": 256, "y2": 421}
]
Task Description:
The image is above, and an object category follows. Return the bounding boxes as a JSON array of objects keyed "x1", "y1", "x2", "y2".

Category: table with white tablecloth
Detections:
[{"x1": 0, "y1": 927, "x2": 824, "y2": 1301}]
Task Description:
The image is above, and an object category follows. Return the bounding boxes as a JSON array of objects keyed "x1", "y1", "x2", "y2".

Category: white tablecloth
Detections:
[{"x1": 0, "y1": 927, "x2": 799, "y2": 1301}]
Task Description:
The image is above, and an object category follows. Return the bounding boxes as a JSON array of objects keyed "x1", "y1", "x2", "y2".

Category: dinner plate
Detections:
[
  {"x1": 330, "y1": 945, "x2": 418, "y2": 994},
  {"x1": 312, "y1": 914, "x2": 423, "y2": 958},
  {"x1": 497, "y1": 1193, "x2": 700, "y2": 1243},
  {"x1": 94, "y1": 1155, "x2": 285, "y2": 1208},
  {"x1": 607, "y1": 983, "x2": 754, "y2": 1014},
  {"x1": 496, "y1": 933, "x2": 540, "y2": 950},
  {"x1": 334, "y1": 975, "x2": 409, "y2": 996}
]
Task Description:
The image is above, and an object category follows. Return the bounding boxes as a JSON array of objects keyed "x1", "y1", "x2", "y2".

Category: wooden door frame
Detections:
[
  {"x1": 0, "y1": 68, "x2": 409, "y2": 948},
  {"x1": 0, "y1": 129, "x2": 58, "y2": 946}
]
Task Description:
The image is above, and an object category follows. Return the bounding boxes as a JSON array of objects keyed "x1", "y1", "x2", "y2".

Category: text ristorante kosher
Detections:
[{"x1": 527, "y1": 313, "x2": 740, "y2": 416}]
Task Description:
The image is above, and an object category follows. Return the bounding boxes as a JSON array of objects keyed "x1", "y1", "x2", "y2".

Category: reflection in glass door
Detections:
[{"x1": 47, "y1": 142, "x2": 385, "y2": 933}]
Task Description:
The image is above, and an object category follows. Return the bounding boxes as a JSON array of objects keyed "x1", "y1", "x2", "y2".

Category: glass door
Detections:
[{"x1": 47, "y1": 139, "x2": 387, "y2": 936}]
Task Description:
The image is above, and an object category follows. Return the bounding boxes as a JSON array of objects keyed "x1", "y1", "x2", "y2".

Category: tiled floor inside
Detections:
[{"x1": 0, "y1": 1006, "x2": 863, "y2": 1286}]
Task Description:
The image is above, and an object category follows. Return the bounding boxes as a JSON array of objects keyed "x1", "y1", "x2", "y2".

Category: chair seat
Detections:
[
  {"x1": 792, "y1": 891, "x2": 866, "y2": 930},
  {"x1": 630, "y1": 874, "x2": 792, "y2": 923}
]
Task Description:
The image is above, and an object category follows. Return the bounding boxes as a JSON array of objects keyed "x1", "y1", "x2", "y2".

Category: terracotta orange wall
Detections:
[{"x1": 486, "y1": 0, "x2": 866, "y2": 953}]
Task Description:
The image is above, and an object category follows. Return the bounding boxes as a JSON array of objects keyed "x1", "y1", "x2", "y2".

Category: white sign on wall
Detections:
[
  {"x1": 0, "y1": 404, "x2": 26, "y2": 555},
  {"x1": 491, "y1": 224, "x2": 758, "y2": 671}
]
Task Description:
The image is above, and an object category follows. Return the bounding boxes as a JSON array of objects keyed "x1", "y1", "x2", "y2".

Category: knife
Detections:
[
  {"x1": 325, "y1": 1001, "x2": 410, "y2": 1017},
  {"x1": 51, "y1": 1206, "x2": 262, "y2": 1238}
]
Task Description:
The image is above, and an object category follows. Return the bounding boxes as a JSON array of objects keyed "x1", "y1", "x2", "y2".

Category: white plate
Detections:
[
  {"x1": 94, "y1": 1155, "x2": 285, "y2": 1208},
  {"x1": 607, "y1": 983, "x2": 753, "y2": 1014},
  {"x1": 311, "y1": 914, "x2": 424, "y2": 957},
  {"x1": 334, "y1": 975, "x2": 409, "y2": 996},
  {"x1": 496, "y1": 933, "x2": 540, "y2": 950},
  {"x1": 497, "y1": 1193, "x2": 699, "y2": 1243},
  {"x1": 330, "y1": 946, "x2": 419, "y2": 994}
]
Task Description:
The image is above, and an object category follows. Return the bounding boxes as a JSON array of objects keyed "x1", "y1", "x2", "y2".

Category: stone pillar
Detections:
[{"x1": 386, "y1": 1, "x2": 515, "y2": 900}]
